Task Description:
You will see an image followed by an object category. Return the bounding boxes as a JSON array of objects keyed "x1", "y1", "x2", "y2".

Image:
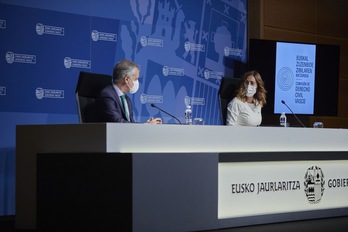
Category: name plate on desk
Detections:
[{"x1": 218, "y1": 160, "x2": 348, "y2": 219}]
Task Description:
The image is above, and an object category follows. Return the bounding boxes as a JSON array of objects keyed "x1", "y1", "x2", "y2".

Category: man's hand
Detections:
[{"x1": 147, "y1": 118, "x2": 162, "y2": 124}]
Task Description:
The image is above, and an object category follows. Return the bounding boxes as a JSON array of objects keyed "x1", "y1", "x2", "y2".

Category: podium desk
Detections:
[{"x1": 16, "y1": 123, "x2": 348, "y2": 231}]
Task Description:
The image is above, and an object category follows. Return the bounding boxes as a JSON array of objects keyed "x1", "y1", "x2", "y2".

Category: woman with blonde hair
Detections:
[{"x1": 226, "y1": 70, "x2": 267, "y2": 126}]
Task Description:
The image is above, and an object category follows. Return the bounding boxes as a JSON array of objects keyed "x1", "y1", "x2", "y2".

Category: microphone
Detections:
[
  {"x1": 281, "y1": 100, "x2": 306, "y2": 128},
  {"x1": 150, "y1": 103, "x2": 182, "y2": 124}
]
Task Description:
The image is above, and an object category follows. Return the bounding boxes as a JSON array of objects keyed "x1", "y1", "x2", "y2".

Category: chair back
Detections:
[
  {"x1": 75, "y1": 71, "x2": 112, "y2": 123},
  {"x1": 218, "y1": 77, "x2": 241, "y2": 125}
]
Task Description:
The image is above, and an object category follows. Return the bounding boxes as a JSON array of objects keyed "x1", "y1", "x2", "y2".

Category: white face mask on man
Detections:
[
  {"x1": 246, "y1": 84, "x2": 257, "y2": 97},
  {"x1": 127, "y1": 77, "x2": 139, "y2": 94}
]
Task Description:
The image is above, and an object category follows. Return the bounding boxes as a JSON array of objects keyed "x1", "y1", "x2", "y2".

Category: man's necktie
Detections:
[{"x1": 120, "y1": 94, "x2": 130, "y2": 121}]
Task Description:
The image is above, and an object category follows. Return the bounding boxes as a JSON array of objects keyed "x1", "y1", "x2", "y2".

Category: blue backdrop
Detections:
[{"x1": 0, "y1": 0, "x2": 247, "y2": 215}]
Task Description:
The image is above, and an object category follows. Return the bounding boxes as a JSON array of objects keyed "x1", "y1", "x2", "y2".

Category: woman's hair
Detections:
[
  {"x1": 112, "y1": 59, "x2": 140, "y2": 83},
  {"x1": 236, "y1": 70, "x2": 267, "y2": 106}
]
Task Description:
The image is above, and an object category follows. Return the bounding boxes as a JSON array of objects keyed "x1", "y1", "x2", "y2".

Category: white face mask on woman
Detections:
[
  {"x1": 246, "y1": 84, "x2": 257, "y2": 97},
  {"x1": 127, "y1": 78, "x2": 139, "y2": 94}
]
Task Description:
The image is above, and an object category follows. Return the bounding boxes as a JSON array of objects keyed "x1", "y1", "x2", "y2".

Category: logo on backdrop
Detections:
[
  {"x1": 162, "y1": 66, "x2": 184, "y2": 76},
  {"x1": 184, "y1": 41, "x2": 205, "y2": 52},
  {"x1": 6, "y1": 51, "x2": 36, "y2": 64},
  {"x1": 36, "y1": 23, "x2": 65, "y2": 36},
  {"x1": 277, "y1": 67, "x2": 294, "y2": 91},
  {"x1": 64, "y1": 57, "x2": 91, "y2": 69},
  {"x1": 0, "y1": 86, "x2": 6, "y2": 95},
  {"x1": 184, "y1": 96, "x2": 205, "y2": 106},
  {"x1": 91, "y1": 30, "x2": 117, "y2": 42},
  {"x1": 35, "y1": 88, "x2": 64, "y2": 100},
  {"x1": 0, "y1": 19, "x2": 6, "y2": 29},
  {"x1": 140, "y1": 93, "x2": 163, "y2": 104},
  {"x1": 5, "y1": 52, "x2": 14, "y2": 63},
  {"x1": 224, "y1": 46, "x2": 243, "y2": 57},
  {"x1": 304, "y1": 166, "x2": 325, "y2": 204},
  {"x1": 140, "y1": 36, "x2": 163, "y2": 47},
  {"x1": 204, "y1": 69, "x2": 223, "y2": 80}
]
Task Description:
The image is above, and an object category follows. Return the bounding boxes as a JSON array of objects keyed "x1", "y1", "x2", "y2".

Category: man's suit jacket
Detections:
[{"x1": 87, "y1": 85, "x2": 135, "y2": 123}]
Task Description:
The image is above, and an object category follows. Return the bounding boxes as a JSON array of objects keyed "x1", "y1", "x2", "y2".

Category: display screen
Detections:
[
  {"x1": 274, "y1": 42, "x2": 316, "y2": 114},
  {"x1": 248, "y1": 39, "x2": 340, "y2": 116}
]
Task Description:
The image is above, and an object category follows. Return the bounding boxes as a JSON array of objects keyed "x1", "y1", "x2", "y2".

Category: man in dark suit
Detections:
[{"x1": 89, "y1": 59, "x2": 162, "y2": 124}]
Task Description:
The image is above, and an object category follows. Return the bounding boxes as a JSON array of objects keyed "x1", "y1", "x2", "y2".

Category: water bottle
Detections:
[
  {"x1": 185, "y1": 105, "x2": 192, "y2": 125},
  {"x1": 280, "y1": 112, "x2": 287, "y2": 127}
]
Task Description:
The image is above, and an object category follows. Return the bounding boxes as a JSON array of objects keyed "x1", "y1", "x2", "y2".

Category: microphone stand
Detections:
[
  {"x1": 281, "y1": 100, "x2": 306, "y2": 128},
  {"x1": 151, "y1": 104, "x2": 182, "y2": 124}
]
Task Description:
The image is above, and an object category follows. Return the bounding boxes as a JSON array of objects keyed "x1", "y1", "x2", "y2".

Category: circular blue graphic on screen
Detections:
[{"x1": 277, "y1": 67, "x2": 294, "y2": 91}]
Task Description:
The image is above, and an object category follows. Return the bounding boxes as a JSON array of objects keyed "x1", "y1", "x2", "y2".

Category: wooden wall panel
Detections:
[
  {"x1": 264, "y1": 0, "x2": 316, "y2": 33},
  {"x1": 248, "y1": 0, "x2": 263, "y2": 38},
  {"x1": 248, "y1": 0, "x2": 348, "y2": 128},
  {"x1": 263, "y1": 27, "x2": 317, "y2": 42},
  {"x1": 317, "y1": 0, "x2": 348, "y2": 39}
]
